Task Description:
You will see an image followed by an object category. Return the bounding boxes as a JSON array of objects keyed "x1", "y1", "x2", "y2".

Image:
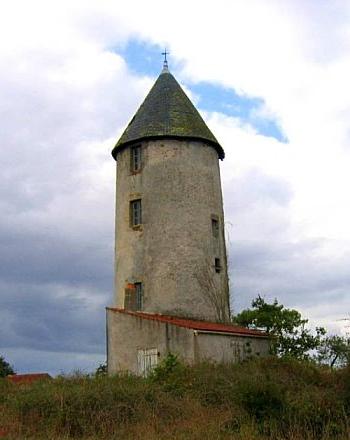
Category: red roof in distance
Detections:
[
  {"x1": 7, "y1": 373, "x2": 52, "y2": 384},
  {"x1": 107, "y1": 308, "x2": 268, "y2": 338}
]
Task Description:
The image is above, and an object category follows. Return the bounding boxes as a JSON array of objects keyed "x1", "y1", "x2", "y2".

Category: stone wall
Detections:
[
  {"x1": 194, "y1": 332, "x2": 270, "y2": 364},
  {"x1": 107, "y1": 310, "x2": 270, "y2": 375},
  {"x1": 114, "y1": 139, "x2": 229, "y2": 321},
  {"x1": 107, "y1": 310, "x2": 194, "y2": 374}
]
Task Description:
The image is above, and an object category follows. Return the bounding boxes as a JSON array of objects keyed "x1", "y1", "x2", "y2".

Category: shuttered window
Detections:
[{"x1": 137, "y1": 348, "x2": 158, "y2": 376}]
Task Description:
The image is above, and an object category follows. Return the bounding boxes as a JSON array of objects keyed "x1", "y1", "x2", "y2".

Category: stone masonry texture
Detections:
[{"x1": 114, "y1": 139, "x2": 229, "y2": 320}]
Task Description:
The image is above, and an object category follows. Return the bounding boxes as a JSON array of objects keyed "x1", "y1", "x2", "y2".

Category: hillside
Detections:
[{"x1": 1, "y1": 357, "x2": 349, "y2": 439}]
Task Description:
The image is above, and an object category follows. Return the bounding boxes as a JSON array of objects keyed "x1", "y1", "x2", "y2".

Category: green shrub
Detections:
[
  {"x1": 1, "y1": 358, "x2": 350, "y2": 439},
  {"x1": 148, "y1": 353, "x2": 187, "y2": 396},
  {"x1": 235, "y1": 376, "x2": 285, "y2": 421}
]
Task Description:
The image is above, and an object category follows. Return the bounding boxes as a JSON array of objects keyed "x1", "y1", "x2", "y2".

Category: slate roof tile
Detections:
[{"x1": 112, "y1": 69, "x2": 224, "y2": 159}]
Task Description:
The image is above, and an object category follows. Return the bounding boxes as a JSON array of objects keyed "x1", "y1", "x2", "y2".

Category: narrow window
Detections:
[
  {"x1": 214, "y1": 258, "x2": 221, "y2": 273},
  {"x1": 211, "y1": 218, "x2": 219, "y2": 237},
  {"x1": 130, "y1": 199, "x2": 142, "y2": 227},
  {"x1": 135, "y1": 282, "x2": 143, "y2": 310},
  {"x1": 131, "y1": 145, "x2": 142, "y2": 172}
]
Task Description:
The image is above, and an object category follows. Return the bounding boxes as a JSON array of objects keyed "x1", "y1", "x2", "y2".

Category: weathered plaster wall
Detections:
[
  {"x1": 107, "y1": 311, "x2": 270, "y2": 375},
  {"x1": 194, "y1": 333, "x2": 270, "y2": 364},
  {"x1": 107, "y1": 311, "x2": 195, "y2": 374},
  {"x1": 114, "y1": 139, "x2": 229, "y2": 320}
]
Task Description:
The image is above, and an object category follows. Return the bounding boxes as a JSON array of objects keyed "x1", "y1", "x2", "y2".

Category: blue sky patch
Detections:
[
  {"x1": 116, "y1": 39, "x2": 287, "y2": 143},
  {"x1": 117, "y1": 39, "x2": 164, "y2": 77},
  {"x1": 190, "y1": 82, "x2": 287, "y2": 142}
]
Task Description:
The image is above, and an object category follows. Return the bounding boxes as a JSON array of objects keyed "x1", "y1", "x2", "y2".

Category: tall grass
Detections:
[{"x1": 0, "y1": 357, "x2": 349, "y2": 439}]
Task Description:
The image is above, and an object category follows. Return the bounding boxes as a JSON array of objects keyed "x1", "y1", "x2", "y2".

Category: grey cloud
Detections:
[
  {"x1": 3, "y1": 348, "x2": 105, "y2": 376},
  {"x1": 223, "y1": 169, "x2": 350, "y2": 327},
  {"x1": 1, "y1": 20, "x2": 350, "y2": 375},
  {"x1": 0, "y1": 220, "x2": 113, "y2": 289},
  {"x1": 223, "y1": 170, "x2": 294, "y2": 246},
  {"x1": 229, "y1": 238, "x2": 350, "y2": 317},
  {"x1": 225, "y1": 169, "x2": 293, "y2": 209},
  {"x1": 0, "y1": 42, "x2": 150, "y2": 374},
  {"x1": 0, "y1": 281, "x2": 108, "y2": 355}
]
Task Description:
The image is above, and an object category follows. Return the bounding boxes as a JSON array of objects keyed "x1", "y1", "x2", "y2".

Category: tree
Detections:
[
  {"x1": 95, "y1": 362, "x2": 107, "y2": 376},
  {"x1": 317, "y1": 335, "x2": 350, "y2": 368},
  {"x1": 194, "y1": 257, "x2": 230, "y2": 323},
  {"x1": 0, "y1": 355, "x2": 15, "y2": 377},
  {"x1": 233, "y1": 295, "x2": 326, "y2": 360}
]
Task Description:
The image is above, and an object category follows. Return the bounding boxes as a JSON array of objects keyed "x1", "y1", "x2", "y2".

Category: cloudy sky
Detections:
[{"x1": 1, "y1": 0, "x2": 350, "y2": 375}]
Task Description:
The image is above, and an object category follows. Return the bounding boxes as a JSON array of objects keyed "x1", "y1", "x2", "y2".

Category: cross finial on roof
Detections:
[{"x1": 161, "y1": 48, "x2": 169, "y2": 71}]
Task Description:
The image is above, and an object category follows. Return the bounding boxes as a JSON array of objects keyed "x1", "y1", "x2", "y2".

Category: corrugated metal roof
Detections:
[
  {"x1": 112, "y1": 69, "x2": 225, "y2": 160},
  {"x1": 107, "y1": 308, "x2": 268, "y2": 338}
]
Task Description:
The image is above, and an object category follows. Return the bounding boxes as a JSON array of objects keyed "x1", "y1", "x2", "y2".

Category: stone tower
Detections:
[
  {"x1": 112, "y1": 63, "x2": 230, "y2": 322},
  {"x1": 106, "y1": 62, "x2": 270, "y2": 375}
]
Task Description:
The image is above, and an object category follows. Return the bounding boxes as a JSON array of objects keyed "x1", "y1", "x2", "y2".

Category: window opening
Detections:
[
  {"x1": 131, "y1": 145, "x2": 142, "y2": 172},
  {"x1": 130, "y1": 199, "x2": 142, "y2": 227},
  {"x1": 124, "y1": 284, "x2": 136, "y2": 310},
  {"x1": 211, "y1": 218, "x2": 219, "y2": 237},
  {"x1": 135, "y1": 282, "x2": 143, "y2": 310},
  {"x1": 124, "y1": 282, "x2": 143, "y2": 310},
  {"x1": 214, "y1": 258, "x2": 222, "y2": 273}
]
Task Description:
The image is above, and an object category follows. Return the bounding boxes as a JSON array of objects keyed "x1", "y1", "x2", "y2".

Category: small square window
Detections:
[
  {"x1": 130, "y1": 199, "x2": 142, "y2": 227},
  {"x1": 212, "y1": 218, "x2": 219, "y2": 237},
  {"x1": 131, "y1": 145, "x2": 142, "y2": 172},
  {"x1": 214, "y1": 258, "x2": 222, "y2": 273}
]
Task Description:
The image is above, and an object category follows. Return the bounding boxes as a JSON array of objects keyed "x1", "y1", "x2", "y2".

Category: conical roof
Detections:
[{"x1": 112, "y1": 68, "x2": 224, "y2": 160}]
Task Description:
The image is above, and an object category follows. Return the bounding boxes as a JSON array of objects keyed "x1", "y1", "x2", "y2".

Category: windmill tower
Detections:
[
  {"x1": 111, "y1": 59, "x2": 230, "y2": 321},
  {"x1": 106, "y1": 58, "x2": 269, "y2": 375}
]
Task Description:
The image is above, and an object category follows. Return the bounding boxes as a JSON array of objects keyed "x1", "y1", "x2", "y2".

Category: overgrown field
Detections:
[{"x1": 1, "y1": 357, "x2": 350, "y2": 439}]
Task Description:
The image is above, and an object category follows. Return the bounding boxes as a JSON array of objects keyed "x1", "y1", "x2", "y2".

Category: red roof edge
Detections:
[
  {"x1": 7, "y1": 373, "x2": 52, "y2": 384},
  {"x1": 107, "y1": 307, "x2": 268, "y2": 338}
]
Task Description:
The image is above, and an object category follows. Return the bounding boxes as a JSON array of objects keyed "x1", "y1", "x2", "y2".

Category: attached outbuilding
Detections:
[{"x1": 107, "y1": 308, "x2": 269, "y2": 375}]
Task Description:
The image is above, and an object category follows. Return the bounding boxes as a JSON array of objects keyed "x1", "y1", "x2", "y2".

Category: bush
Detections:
[
  {"x1": 235, "y1": 376, "x2": 285, "y2": 421},
  {"x1": 0, "y1": 355, "x2": 15, "y2": 377},
  {"x1": 1, "y1": 358, "x2": 350, "y2": 439}
]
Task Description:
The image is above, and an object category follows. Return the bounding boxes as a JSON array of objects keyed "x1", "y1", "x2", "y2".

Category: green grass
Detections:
[{"x1": 1, "y1": 357, "x2": 349, "y2": 439}]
